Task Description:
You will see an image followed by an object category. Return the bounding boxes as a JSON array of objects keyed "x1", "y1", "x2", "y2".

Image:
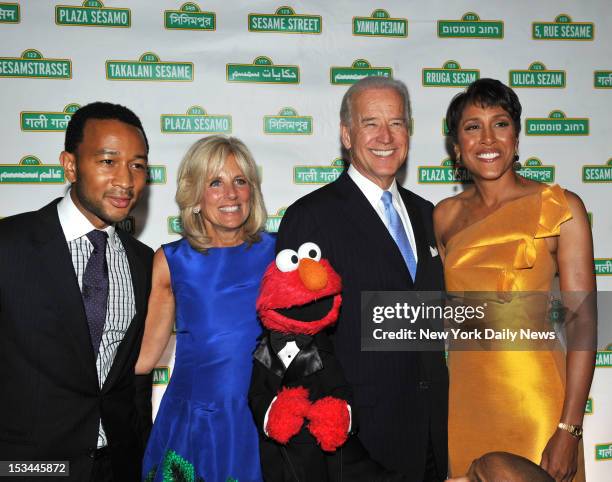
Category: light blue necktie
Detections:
[{"x1": 381, "y1": 191, "x2": 417, "y2": 280}]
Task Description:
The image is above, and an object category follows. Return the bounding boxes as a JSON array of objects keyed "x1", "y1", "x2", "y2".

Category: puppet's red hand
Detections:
[
  {"x1": 266, "y1": 386, "x2": 311, "y2": 444},
  {"x1": 307, "y1": 396, "x2": 350, "y2": 452}
]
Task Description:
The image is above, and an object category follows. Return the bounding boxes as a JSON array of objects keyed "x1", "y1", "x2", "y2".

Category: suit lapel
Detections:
[
  {"x1": 102, "y1": 230, "x2": 145, "y2": 392},
  {"x1": 334, "y1": 173, "x2": 414, "y2": 287},
  {"x1": 398, "y1": 188, "x2": 430, "y2": 287},
  {"x1": 33, "y1": 200, "x2": 98, "y2": 382},
  {"x1": 118, "y1": 229, "x2": 146, "y2": 315},
  {"x1": 253, "y1": 334, "x2": 286, "y2": 378}
]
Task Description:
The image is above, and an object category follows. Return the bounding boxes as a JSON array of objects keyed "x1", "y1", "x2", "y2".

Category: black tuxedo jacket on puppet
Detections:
[
  {"x1": 276, "y1": 172, "x2": 448, "y2": 478},
  {"x1": 249, "y1": 243, "x2": 408, "y2": 481},
  {"x1": 0, "y1": 199, "x2": 153, "y2": 481},
  {"x1": 250, "y1": 332, "x2": 407, "y2": 482}
]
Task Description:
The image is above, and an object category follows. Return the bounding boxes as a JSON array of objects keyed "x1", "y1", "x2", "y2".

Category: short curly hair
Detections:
[
  {"x1": 446, "y1": 78, "x2": 522, "y2": 145},
  {"x1": 64, "y1": 102, "x2": 149, "y2": 154}
]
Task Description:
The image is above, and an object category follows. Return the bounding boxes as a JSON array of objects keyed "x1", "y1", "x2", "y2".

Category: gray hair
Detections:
[
  {"x1": 340, "y1": 76, "x2": 412, "y2": 126},
  {"x1": 176, "y1": 135, "x2": 267, "y2": 252}
]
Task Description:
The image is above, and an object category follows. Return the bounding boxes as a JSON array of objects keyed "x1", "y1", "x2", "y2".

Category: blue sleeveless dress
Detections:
[{"x1": 143, "y1": 233, "x2": 275, "y2": 482}]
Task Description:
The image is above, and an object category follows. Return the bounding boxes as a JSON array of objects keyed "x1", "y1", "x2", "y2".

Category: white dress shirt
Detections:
[
  {"x1": 57, "y1": 189, "x2": 136, "y2": 448},
  {"x1": 347, "y1": 164, "x2": 419, "y2": 264}
]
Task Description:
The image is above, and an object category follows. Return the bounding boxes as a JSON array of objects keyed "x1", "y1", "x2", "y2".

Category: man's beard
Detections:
[{"x1": 73, "y1": 180, "x2": 132, "y2": 226}]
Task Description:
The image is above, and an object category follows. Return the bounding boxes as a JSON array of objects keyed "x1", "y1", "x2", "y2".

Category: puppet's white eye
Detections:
[
  {"x1": 276, "y1": 249, "x2": 299, "y2": 272},
  {"x1": 297, "y1": 242, "x2": 321, "y2": 262}
]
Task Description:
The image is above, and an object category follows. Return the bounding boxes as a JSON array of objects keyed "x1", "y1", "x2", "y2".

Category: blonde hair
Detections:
[{"x1": 176, "y1": 135, "x2": 267, "y2": 251}]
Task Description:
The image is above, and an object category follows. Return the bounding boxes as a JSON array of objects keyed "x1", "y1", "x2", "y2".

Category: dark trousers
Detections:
[
  {"x1": 423, "y1": 439, "x2": 443, "y2": 482},
  {"x1": 90, "y1": 448, "x2": 114, "y2": 482}
]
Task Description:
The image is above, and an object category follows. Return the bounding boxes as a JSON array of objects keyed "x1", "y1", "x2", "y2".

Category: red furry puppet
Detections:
[{"x1": 249, "y1": 242, "x2": 407, "y2": 481}]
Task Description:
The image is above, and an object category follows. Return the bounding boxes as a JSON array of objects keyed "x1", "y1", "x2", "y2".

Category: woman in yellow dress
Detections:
[{"x1": 434, "y1": 78, "x2": 596, "y2": 482}]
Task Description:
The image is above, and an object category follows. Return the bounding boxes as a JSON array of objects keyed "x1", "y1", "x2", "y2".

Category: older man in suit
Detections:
[
  {"x1": 0, "y1": 102, "x2": 154, "y2": 481},
  {"x1": 277, "y1": 77, "x2": 448, "y2": 480}
]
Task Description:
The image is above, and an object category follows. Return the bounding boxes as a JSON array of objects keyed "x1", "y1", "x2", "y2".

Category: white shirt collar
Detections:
[
  {"x1": 57, "y1": 188, "x2": 117, "y2": 247},
  {"x1": 347, "y1": 164, "x2": 400, "y2": 203}
]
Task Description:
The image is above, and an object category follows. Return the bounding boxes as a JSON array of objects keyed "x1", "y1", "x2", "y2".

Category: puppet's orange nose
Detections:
[{"x1": 298, "y1": 258, "x2": 328, "y2": 291}]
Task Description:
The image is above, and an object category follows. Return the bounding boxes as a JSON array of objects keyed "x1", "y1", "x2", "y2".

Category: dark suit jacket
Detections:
[
  {"x1": 0, "y1": 199, "x2": 153, "y2": 481},
  {"x1": 276, "y1": 172, "x2": 448, "y2": 478},
  {"x1": 250, "y1": 331, "x2": 406, "y2": 482}
]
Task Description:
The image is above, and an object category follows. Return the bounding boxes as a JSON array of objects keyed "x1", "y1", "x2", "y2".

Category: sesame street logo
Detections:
[
  {"x1": 594, "y1": 71, "x2": 612, "y2": 89},
  {"x1": 167, "y1": 216, "x2": 183, "y2": 235},
  {"x1": 596, "y1": 442, "x2": 612, "y2": 461},
  {"x1": 56, "y1": 1, "x2": 130, "y2": 28},
  {"x1": 585, "y1": 398, "x2": 593, "y2": 414},
  {"x1": 249, "y1": 6, "x2": 321, "y2": 34},
  {"x1": 330, "y1": 59, "x2": 392, "y2": 85},
  {"x1": 161, "y1": 106, "x2": 231, "y2": 134},
  {"x1": 264, "y1": 108, "x2": 312, "y2": 135},
  {"x1": 525, "y1": 111, "x2": 589, "y2": 136},
  {"x1": 438, "y1": 12, "x2": 503, "y2": 39},
  {"x1": 0, "y1": 3, "x2": 19, "y2": 23},
  {"x1": 509, "y1": 62, "x2": 565, "y2": 88},
  {"x1": 106, "y1": 52, "x2": 193, "y2": 81},
  {"x1": 146, "y1": 166, "x2": 166, "y2": 185},
  {"x1": 0, "y1": 156, "x2": 64, "y2": 184},
  {"x1": 0, "y1": 49, "x2": 71, "y2": 79},
  {"x1": 352, "y1": 9, "x2": 407, "y2": 38},
  {"x1": 164, "y1": 2, "x2": 215, "y2": 30},
  {"x1": 582, "y1": 159, "x2": 612, "y2": 183},
  {"x1": 294, "y1": 159, "x2": 344, "y2": 184},
  {"x1": 152, "y1": 367, "x2": 169, "y2": 385},
  {"x1": 532, "y1": 14, "x2": 594, "y2": 40},
  {"x1": 595, "y1": 351, "x2": 612, "y2": 367},
  {"x1": 227, "y1": 56, "x2": 299, "y2": 84},
  {"x1": 418, "y1": 159, "x2": 472, "y2": 184},
  {"x1": 422, "y1": 61, "x2": 479, "y2": 87},
  {"x1": 21, "y1": 103, "x2": 80, "y2": 132},
  {"x1": 516, "y1": 158, "x2": 555, "y2": 183},
  {"x1": 266, "y1": 208, "x2": 286, "y2": 233},
  {"x1": 594, "y1": 259, "x2": 612, "y2": 276}
]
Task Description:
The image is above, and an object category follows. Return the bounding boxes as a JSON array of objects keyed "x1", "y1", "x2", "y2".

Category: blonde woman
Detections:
[{"x1": 136, "y1": 136, "x2": 273, "y2": 482}]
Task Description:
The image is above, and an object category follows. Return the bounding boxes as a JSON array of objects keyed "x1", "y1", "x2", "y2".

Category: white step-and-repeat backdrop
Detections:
[{"x1": 1, "y1": 1, "x2": 610, "y2": 478}]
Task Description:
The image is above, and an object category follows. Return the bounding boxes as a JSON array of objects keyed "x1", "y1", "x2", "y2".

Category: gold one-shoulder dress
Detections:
[{"x1": 444, "y1": 185, "x2": 584, "y2": 480}]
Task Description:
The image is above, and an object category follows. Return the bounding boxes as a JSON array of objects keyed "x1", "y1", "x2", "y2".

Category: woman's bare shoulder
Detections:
[
  {"x1": 433, "y1": 190, "x2": 473, "y2": 246},
  {"x1": 434, "y1": 189, "x2": 472, "y2": 220}
]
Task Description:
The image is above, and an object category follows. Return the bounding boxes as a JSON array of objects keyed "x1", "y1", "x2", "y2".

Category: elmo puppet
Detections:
[{"x1": 249, "y1": 242, "x2": 407, "y2": 481}]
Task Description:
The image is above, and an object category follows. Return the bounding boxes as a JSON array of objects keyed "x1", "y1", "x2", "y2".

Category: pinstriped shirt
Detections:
[{"x1": 57, "y1": 191, "x2": 136, "y2": 448}]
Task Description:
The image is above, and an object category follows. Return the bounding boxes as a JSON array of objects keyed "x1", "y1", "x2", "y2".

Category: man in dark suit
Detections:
[
  {"x1": 0, "y1": 102, "x2": 154, "y2": 481},
  {"x1": 277, "y1": 77, "x2": 448, "y2": 480}
]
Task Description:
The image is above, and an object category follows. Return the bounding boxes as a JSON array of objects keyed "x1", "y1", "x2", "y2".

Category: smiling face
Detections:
[
  {"x1": 60, "y1": 119, "x2": 148, "y2": 229},
  {"x1": 341, "y1": 88, "x2": 409, "y2": 189},
  {"x1": 200, "y1": 153, "x2": 251, "y2": 246},
  {"x1": 454, "y1": 103, "x2": 518, "y2": 182},
  {"x1": 257, "y1": 244, "x2": 343, "y2": 336}
]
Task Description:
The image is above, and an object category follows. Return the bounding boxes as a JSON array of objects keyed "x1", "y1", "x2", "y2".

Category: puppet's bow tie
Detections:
[{"x1": 270, "y1": 332, "x2": 313, "y2": 353}]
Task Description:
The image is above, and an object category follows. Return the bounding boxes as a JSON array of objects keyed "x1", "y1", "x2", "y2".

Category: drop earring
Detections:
[{"x1": 512, "y1": 151, "x2": 521, "y2": 171}]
